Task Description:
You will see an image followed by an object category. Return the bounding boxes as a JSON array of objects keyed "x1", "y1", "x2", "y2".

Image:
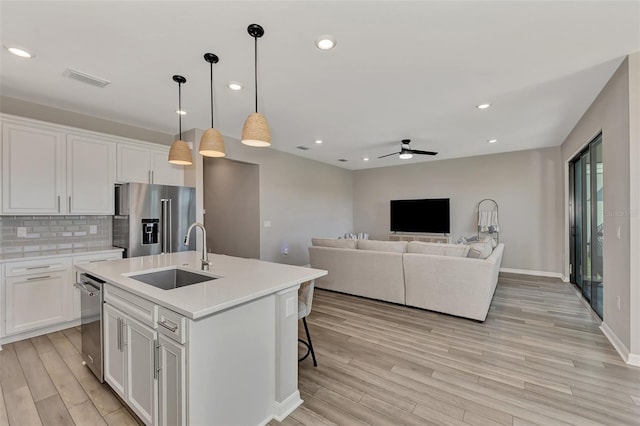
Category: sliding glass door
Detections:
[{"x1": 570, "y1": 134, "x2": 603, "y2": 318}]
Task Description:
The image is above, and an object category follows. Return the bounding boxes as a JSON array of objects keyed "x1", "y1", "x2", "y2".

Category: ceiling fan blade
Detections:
[
  {"x1": 377, "y1": 152, "x2": 401, "y2": 159},
  {"x1": 411, "y1": 149, "x2": 438, "y2": 156}
]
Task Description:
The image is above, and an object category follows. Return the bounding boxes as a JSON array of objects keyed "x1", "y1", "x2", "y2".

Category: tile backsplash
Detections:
[{"x1": 0, "y1": 215, "x2": 112, "y2": 255}]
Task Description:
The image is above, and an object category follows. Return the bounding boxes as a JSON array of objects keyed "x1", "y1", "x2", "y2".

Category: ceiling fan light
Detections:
[
  {"x1": 399, "y1": 152, "x2": 413, "y2": 160},
  {"x1": 241, "y1": 112, "x2": 271, "y2": 147},
  {"x1": 199, "y1": 128, "x2": 226, "y2": 157},
  {"x1": 168, "y1": 139, "x2": 193, "y2": 165}
]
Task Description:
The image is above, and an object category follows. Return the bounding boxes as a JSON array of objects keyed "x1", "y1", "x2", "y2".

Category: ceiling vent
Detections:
[
  {"x1": 296, "y1": 146, "x2": 310, "y2": 150},
  {"x1": 62, "y1": 68, "x2": 110, "y2": 88}
]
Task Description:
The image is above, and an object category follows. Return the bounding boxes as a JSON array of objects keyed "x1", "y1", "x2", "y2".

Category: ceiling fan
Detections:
[{"x1": 378, "y1": 139, "x2": 438, "y2": 159}]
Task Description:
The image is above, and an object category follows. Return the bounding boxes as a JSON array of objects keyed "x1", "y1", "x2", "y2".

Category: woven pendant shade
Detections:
[
  {"x1": 199, "y1": 128, "x2": 226, "y2": 157},
  {"x1": 168, "y1": 139, "x2": 192, "y2": 165},
  {"x1": 241, "y1": 112, "x2": 271, "y2": 147}
]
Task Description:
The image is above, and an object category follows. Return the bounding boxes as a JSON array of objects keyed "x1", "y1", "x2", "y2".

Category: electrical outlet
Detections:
[
  {"x1": 17, "y1": 227, "x2": 27, "y2": 238},
  {"x1": 89, "y1": 225, "x2": 97, "y2": 234}
]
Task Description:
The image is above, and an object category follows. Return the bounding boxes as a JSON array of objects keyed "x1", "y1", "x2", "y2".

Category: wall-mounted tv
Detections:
[{"x1": 390, "y1": 198, "x2": 450, "y2": 234}]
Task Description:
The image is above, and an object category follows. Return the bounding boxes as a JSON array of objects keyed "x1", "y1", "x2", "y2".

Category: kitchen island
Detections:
[{"x1": 76, "y1": 251, "x2": 327, "y2": 426}]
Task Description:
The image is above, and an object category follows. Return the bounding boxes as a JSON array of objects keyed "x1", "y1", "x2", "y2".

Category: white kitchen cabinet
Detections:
[
  {"x1": 104, "y1": 287, "x2": 157, "y2": 426},
  {"x1": 4, "y1": 258, "x2": 72, "y2": 335},
  {"x1": 66, "y1": 134, "x2": 116, "y2": 214},
  {"x1": 157, "y1": 334, "x2": 186, "y2": 426},
  {"x1": 104, "y1": 303, "x2": 127, "y2": 398},
  {"x1": 117, "y1": 143, "x2": 184, "y2": 186},
  {"x1": 2, "y1": 122, "x2": 66, "y2": 214}
]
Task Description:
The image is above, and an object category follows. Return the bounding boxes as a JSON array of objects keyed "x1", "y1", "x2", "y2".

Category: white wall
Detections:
[
  {"x1": 353, "y1": 147, "x2": 564, "y2": 275},
  {"x1": 629, "y1": 52, "x2": 640, "y2": 364},
  {"x1": 561, "y1": 55, "x2": 638, "y2": 364}
]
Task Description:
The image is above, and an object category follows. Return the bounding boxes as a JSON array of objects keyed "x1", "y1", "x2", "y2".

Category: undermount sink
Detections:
[{"x1": 129, "y1": 268, "x2": 218, "y2": 290}]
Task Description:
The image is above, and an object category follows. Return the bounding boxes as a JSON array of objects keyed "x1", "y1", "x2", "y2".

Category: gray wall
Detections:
[
  {"x1": 203, "y1": 157, "x2": 260, "y2": 259},
  {"x1": 0, "y1": 96, "x2": 174, "y2": 145},
  {"x1": 561, "y1": 58, "x2": 632, "y2": 351},
  {"x1": 353, "y1": 147, "x2": 564, "y2": 274},
  {"x1": 199, "y1": 136, "x2": 354, "y2": 266}
]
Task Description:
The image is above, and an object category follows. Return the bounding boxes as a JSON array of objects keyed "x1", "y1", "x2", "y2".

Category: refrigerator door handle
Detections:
[{"x1": 161, "y1": 199, "x2": 168, "y2": 253}]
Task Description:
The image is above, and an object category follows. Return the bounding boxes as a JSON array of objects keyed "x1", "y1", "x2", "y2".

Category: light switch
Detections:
[
  {"x1": 17, "y1": 227, "x2": 27, "y2": 238},
  {"x1": 264, "y1": 220, "x2": 272, "y2": 228},
  {"x1": 617, "y1": 225, "x2": 621, "y2": 240},
  {"x1": 90, "y1": 225, "x2": 97, "y2": 234}
]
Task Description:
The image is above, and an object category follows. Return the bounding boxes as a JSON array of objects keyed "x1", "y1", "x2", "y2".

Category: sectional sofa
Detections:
[{"x1": 308, "y1": 238, "x2": 504, "y2": 321}]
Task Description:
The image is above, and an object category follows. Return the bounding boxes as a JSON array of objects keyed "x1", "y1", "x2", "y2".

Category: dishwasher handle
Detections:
[{"x1": 74, "y1": 281, "x2": 100, "y2": 296}]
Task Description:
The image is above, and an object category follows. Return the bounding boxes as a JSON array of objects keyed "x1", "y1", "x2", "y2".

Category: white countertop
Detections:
[
  {"x1": 0, "y1": 247, "x2": 124, "y2": 264},
  {"x1": 76, "y1": 251, "x2": 327, "y2": 320}
]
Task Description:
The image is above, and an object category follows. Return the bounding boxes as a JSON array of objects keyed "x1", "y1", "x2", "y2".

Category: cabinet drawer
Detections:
[
  {"x1": 5, "y1": 259, "x2": 70, "y2": 277},
  {"x1": 157, "y1": 306, "x2": 187, "y2": 344},
  {"x1": 104, "y1": 285, "x2": 157, "y2": 327}
]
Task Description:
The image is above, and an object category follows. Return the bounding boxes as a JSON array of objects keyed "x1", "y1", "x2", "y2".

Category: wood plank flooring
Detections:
[
  {"x1": 282, "y1": 274, "x2": 640, "y2": 426},
  {"x1": 2, "y1": 274, "x2": 638, "y2": 425}
]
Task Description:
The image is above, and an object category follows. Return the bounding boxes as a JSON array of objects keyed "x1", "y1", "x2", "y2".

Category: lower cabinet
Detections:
[
  {"x1": 104, "y1": 303, "x2": 157, "y2": 426},
  {"x1": 5, "y1": 270, "x2": 70, "y2": 335},
  {"x1": 157, "y1": 334, "x2": 186, "y2": 426}
]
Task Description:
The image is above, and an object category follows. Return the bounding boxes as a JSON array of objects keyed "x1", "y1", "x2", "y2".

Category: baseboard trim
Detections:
[
  {"x1": 600, "y1": 322, "x2": 640, "y2": 366},
  {"x1": 0, "y1": 318, "x2": 81, "y2": 345},
  {"x1": 560, "y1": 274, "x2": 570, "y2": 283},
  {"x1": 499, "y1": 268, "x2": 563, "y2": 279},
  {"x1": 272, "y1": 391, "x2": 303, "y2": 422}
]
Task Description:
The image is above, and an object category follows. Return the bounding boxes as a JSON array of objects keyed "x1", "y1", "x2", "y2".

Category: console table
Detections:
[{"x1": 388, "y1": 234, "x2": 450, "y2": 243}]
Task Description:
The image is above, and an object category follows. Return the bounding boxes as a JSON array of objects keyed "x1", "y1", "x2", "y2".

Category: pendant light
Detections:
[
  {"x1": 241, "y1": 24, "x2": 271, "y2": 147},
  {"x1": 168, "y1": 75, "x2": 193, "y2": 165},
  {"x1": 199, "y1": 53, "x2": 226, "y2": 157}
]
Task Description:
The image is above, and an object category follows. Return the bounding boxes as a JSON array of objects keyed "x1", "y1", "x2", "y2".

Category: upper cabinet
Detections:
[
  {"x1": 117, "y1": 143, "x2": 184, "y2": 186},
  {"x1": 67, "y1": 134, "x2": 116, "y2": 214},
  {"x1": 2, "y1": 123, "x2": 66, "y2": 214},
  {"x1": 1, "y1": 114, "x2": 186, "y2": 215}
]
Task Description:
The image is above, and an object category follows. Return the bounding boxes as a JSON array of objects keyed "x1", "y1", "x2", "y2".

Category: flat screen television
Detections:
[{"x1": 390, "y1": 198, "x2": 450, "y2": 234}]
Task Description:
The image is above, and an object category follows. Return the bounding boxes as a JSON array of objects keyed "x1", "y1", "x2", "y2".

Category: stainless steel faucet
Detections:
[{"x1": 184, "y1": 222, "x2": 212, "y2": 271}]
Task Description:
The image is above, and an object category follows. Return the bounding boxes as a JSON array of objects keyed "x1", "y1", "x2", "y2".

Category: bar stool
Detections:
[{"x1": 298, "y1": 280, "x2": 317, "y2": 367}]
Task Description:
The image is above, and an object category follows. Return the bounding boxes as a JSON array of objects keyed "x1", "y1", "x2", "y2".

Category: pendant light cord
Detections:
[
  {"x1": 210, "y1": 61, "x2": 214, "y2": 128},
  {"x1": 178, "y1": 81, "x2": 182, "y2": 139},
  {"x1": 254, "y1": 36, "x2": 258, "y2": 113}
]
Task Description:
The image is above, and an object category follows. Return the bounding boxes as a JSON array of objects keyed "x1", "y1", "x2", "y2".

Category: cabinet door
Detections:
[
  {"x1": 117, "y1": 144, "x2": 151, "y2": 184},
  {"x1": 2, "y1": 123, "x2": 65, "y2": 214},
  {"x1": 126, "y1": 316, "x2": 157, "y2": 426},
  {"x1": 104, "y1": 304, "x2": 127, "y2": 399},
  {"x1": 158, "y1": 334, "x2": 186, "y2": 426},
  {"x1": 151, "y1": 148, "x2": 184, "y2": 186},
  {"x1": 5, "y1": 271, "x2": 70, "y2": 335},
  {"x1": 67, "y1": 134, "x2": 115, "y2": 214}
]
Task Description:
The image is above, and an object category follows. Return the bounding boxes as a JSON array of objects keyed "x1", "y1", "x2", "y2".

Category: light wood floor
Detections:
[{"x1": 2, "y1": 274, "x2": 639, "y2": 425}]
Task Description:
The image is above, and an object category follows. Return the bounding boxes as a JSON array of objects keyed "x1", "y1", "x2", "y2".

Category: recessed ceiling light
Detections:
[
  {"x1": 228, "y1": 81, "x2": 243, "y2": 91},
  {"x1": 488, "y1": 139, "x2": 497, "y2": 144},
  {"x1": 6, "y1": 46, "x2": 33, "y2": 58},
  {"x1": 315, "y1": 35, "x2": 337, "y2": 50},
  {"x1": 363, "y1": 157, "x2": 369, "y2": 162},
  {"x1": 315, "y1": 139, "x2": 323, "y2": 144},
  {"x1": 176, "y1": 110, "x2": 187, "y2": 115},
  {"x1": 476, "y1": 103, "x2": 492, "y2": 110}
]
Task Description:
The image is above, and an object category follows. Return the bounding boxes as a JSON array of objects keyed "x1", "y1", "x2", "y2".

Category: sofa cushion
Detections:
[
  {"x1": 467, "y1": 241, "x2": 493, "y2": 259},
  {"x1": 407, "y1": 241, "x2": 469, "y2": 257},
  {"x1": 311, "y1": 238, "x2": 357, "y2": 249},
  {"x1": 357, "y1": 239, "x2": 407, "y2": 253},
  {"x1": 482, "y1": 236, "x2": 498, "y2": 248}
]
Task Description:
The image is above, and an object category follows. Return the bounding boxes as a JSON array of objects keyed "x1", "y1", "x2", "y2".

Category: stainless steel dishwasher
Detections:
[{"x1": 75, "y1": 273, "x2": 105, "y2": 382}]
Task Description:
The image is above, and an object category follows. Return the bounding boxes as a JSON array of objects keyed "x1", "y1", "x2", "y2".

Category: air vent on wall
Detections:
[
  {"x1": 62, "y1": 68, "x2": 110, "y2": 88},
  {"x1": 296, "y1": 146, "x2": 310, "y2": 150}
]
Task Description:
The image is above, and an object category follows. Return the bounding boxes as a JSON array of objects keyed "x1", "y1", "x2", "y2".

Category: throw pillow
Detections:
[
  {"x1": 311, "y1": 238, "x2": 357, "y2": 249},
  {"x1": 442, "y1": 244, "x2": 470, "y2": 257},
  {"x1": 357, "y1": 239, "x2": 407, "y2": 253},
  {"x1": 467, "y1": 241, "x2": 493, "y2": 259}
]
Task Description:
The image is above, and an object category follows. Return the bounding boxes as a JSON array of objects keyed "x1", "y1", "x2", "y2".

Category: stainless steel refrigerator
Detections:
[{"x1": 113, "y1": 183, "x2": 196, "y2": 258}]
